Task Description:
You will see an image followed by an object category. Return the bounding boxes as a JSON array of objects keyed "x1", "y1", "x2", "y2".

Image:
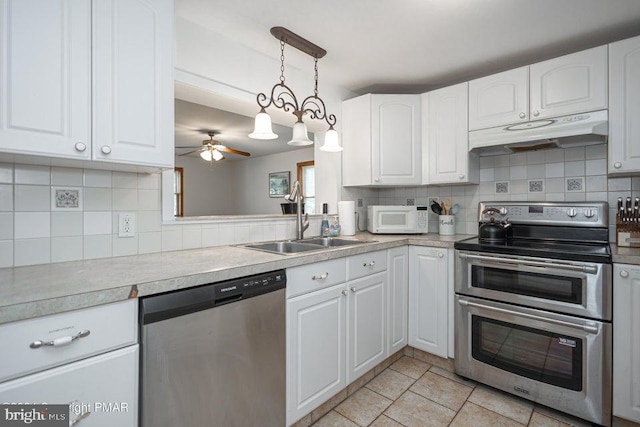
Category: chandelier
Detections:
[{"x1": 248, "y1": 27, "x2": 342, "y2": 152}]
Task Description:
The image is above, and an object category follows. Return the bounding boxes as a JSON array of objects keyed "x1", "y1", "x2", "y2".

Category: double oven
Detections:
[{"x1": 454, "y1": 202, "x2": 612, "y2": 426}]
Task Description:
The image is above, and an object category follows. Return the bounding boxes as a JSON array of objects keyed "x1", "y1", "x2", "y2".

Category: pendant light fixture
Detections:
[{"x1": 249, "y1": 27, "x2": 342, "y2": 152}]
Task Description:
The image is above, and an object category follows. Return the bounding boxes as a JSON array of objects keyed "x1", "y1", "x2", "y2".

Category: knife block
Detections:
[{"x1": 616, "y1": 214, "x2": 640, "y2": 247}]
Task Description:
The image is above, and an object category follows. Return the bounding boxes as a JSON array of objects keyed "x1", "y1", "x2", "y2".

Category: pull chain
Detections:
[
  {"x1": 313, "y1": 57, "x2": 319, "y2": 96},
  {"x1": 280, "y1": 40, "x2": 286, "y2": 83}
]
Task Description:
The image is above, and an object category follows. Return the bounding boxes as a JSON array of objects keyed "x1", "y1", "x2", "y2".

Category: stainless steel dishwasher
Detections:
[{"x1": 140, "y1": 270, "x2": 286, "y2": 427}]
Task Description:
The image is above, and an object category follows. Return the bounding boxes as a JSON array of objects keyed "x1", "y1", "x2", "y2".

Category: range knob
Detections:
[
  {"x1": 567, "y1": 208, "x2": 577, "y2": 218},
  {"x1": 584, "y1": 208, "x2": 596, "y2": 218},
  {"x1": 499, "y1": 207, "x2": 508, "y2": 215}
]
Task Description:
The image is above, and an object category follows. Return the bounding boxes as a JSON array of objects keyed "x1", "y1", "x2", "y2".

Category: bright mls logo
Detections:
[{"x1": 0, "y1": 405, "x2": 66, "y2": 426}]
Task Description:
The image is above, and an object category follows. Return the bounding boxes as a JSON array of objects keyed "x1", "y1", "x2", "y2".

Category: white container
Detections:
[{"x1": 438, "y1": 215, "x2": 455, "y2": 236}]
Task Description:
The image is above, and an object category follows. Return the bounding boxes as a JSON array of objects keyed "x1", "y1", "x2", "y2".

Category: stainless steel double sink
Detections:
[{"x1": 242, "y1": 237, "x2": 375, "y2": 255}]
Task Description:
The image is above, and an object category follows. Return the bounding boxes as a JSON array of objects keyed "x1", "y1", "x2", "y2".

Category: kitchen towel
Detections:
[{"x1": 338, "y1": 201, "x2": 356, "y2": 236}]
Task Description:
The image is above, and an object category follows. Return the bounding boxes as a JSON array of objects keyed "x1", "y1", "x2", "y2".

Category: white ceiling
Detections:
[{"x1": 176, "y1": 0, "x2": 640, "y2": 93}]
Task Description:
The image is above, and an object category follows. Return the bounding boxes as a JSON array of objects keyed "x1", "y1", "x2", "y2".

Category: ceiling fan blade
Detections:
[
  {"x1": 177, "y1": 148, "x2": 204, "y2": 156},
  {"x1": 217, "y1": 146, "x2": 251, "y2": 157}
]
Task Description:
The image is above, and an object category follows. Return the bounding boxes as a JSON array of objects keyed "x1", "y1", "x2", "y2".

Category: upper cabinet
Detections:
[
  {"x1": 423, "y1": 83, "x2": 479, "y2": 184},
  {"x1": 342, "y1": 94, "x2": 421, "y2": 186},
  {"x1": 469, "y1": 46, "x2": 607, "y2": 131},
  {"x1": 0, "y1": 0, "x2": 174, "y2": 169},
  {"x1": 469, "y1": 67, "x2": 529, "y2": 130},
  {"x1": 609, "y1": 35, "x2": 640, "y2": 175}
]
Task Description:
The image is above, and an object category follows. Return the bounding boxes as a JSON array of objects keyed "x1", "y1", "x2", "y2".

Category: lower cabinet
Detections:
[
  {"x1": 613, "y1": 264, "x2": 640, "y2": 423},
  {"x1": 387, "y1": 246, "x2": 409, "y2": 355},
  {"x1": 408, "y1": 246, "x2": 449, "y2": 358},
  {"x1": 0, "y1": 345, "x2": 139, "y2": 427}
]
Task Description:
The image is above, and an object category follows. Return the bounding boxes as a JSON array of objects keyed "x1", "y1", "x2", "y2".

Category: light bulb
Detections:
[
  {"x1": 200, "y1": 149, "x2": 213, "y2": 161},
  {"x1": 249, "y1": 108, "x2": 278, "y2": 139}
]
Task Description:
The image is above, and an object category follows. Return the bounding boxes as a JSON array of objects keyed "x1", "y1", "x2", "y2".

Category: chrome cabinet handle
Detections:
[
  {"x1": 351, "y1": 287, "x2": 357, "y2": 293},
  {"x1": 101, "y1": 145, "x2": 112, "y2": 155},
  {"x1": 363, "y1": 261, "x2": 375, "y2": 267},
  {"x1": 620, "y1": 270, "x2": 629, "y2": 278},
  {"x1": 519, "y1": 112, "x2": 526, "y2": 119},
  {"x1": 312, "y1": 273, "x2": 329, "y2": 280},
  {"x1": 30, "y1": 330, "x2": 90, "y2": 349},
  {"x1": 74, "y1": 142, "x2": 86, "y2": 152},
  {"x1": 458, "y1": 298, "x2": 599, "y2": 334},
  {"x1": 614, "y1": 162, "x2": 622, "y2": 169},
  {"x1": 341, "y1": 290, "x2": 348, "y2": 296},
  {"x1": 532, "y1": 110, "x2": 540, "y2": 117},
  {"x1": 458, "y1": 253, "x2": 597, "y2": 274}
]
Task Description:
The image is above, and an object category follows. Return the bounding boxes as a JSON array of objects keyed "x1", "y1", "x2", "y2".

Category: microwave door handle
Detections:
[
  {"x1": 457, "y1": 298, "x2": 599, "y2": 334},
  {"x1": 458, "y1": 253, "x2": 598, "y2": 274}
]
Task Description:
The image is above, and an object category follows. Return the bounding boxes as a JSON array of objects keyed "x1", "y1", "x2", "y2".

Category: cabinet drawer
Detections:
[
  {"x1": 0, "y1": 300, "x2": 137, "y2": 382},
  {"x1": 0, "y1": 345, "x2": 138, "y2": 427},
  {"x1": 286, "y1": 258, "x2": 347, "y2": 298},
  {"x1": 347, "y1": 250, "x2": 387, "y2": 280}
]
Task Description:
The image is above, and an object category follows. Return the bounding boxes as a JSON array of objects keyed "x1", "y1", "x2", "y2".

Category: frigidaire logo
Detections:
[{"x1": 0, "y1": 405, "x2": 67, "y2": 426}]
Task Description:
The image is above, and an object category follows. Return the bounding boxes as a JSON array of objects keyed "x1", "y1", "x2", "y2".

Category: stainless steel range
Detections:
[{"x1": 454, "y1": 201, "x2": 612, "y2": 426}]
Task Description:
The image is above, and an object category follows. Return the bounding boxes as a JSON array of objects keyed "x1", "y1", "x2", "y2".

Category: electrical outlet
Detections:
[
  {"x1": 357, "y1": 198, "x2": 363, "y2": 208},
  {"x1": 118, "y1": 213, "x2": 136, "y2": 237}
]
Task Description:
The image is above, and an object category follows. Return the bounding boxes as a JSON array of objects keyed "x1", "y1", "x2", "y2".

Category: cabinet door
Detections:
[
  {"x1": 0, "y1": 345, "x2": 138, "y2": 427},
  {"x1": 425, "y1": 84, "x2": 478, "y2": 184},
  {"x1": 387, "y1": 246, "x2": 408, "y2": 355},
  {"x1": 0, "y1": 0, "x2": 91, "y2": 159},
  {"x1": 609, "y1": 35, "x2": 640, "y2": 174},
  {"x1": 613, "y1": 264, "x2": 640, "y2": 423},
  {"x1": 530, "y1": 46, "x2": 607, "y2": 119},
  {"x1": 371, "y1": 95, "x2": 421, "y2": 185},
  {"x1": 347, "y1": 272, "x2": 386, "y2": 383},
  {"x1": 408, "y1": 246, "x2": 448, "y2": 358},
  {"x1": 342, "y1": 94, "x2": 372, "y2": 187},
  {"x1": 286, "y1": 284, "x2": 346, "y2": 426},
  {"x1": 468, "y1": 66, "x2": 529, "y2": 130},
  {"x1": 93, "y1": 0, "x2": 173, "y2": 168}
]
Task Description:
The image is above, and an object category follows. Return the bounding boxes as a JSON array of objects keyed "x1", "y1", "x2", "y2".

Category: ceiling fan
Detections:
[{"x1": 178, "y1": 131, "x2": 251, "y2": 162}]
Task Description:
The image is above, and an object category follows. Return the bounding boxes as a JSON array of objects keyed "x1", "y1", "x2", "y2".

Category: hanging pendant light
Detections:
[{"x1": 249, "y1": 27, "x2": 339, "y2": 153}]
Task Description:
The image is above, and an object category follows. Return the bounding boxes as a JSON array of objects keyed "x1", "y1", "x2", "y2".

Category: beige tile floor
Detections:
[{"x1": 310, "y1": 354, "x2": 639, "y2": 427}]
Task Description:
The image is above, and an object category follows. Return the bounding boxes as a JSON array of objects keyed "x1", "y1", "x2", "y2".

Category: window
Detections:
[
  {"x1": 174, "y1": 167, "x2": 183, "y2": 217},
  {"x1": 297, "y1": 161, "x2": 315, "y2": 214}
]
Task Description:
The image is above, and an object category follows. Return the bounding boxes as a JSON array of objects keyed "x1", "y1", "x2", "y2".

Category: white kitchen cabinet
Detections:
[
  {"x1": 423, "y1": 84, "x2": 479, "y2": 185},
  {"x1": 342, "y1": 94, "x2": 421, "y2": 186},
  {"x1": 387, "y1": 246, "x2": 408, "y2": 355},
  {"x1": 0, "y1": 0, "x2": 91, "y2": 160},
  {"x1": 469, "y1": 67, "x2": 529, "y2": 130},
  {"x1": 0, "y1": 0, "x2": 173, "y2": 169},
  {"x1": 613, "y1": 264, "x2": 640, "y2": 423},
  {"x1": 609, "y1": 35, "x2": 640, "y2": 174},
  {"x1": 529, "y1": 46, "x2": 607, "y2": 120},
  {"x1": 346, "y1": 271, "x2": 386, "y2": 383},
  {"x1": 286, "y1": 283, "x2": 347, "y2": 426},
  {"x1": 408, "y1": 246, "x2": 448, "y2": 358},
  {"x1": 0, "y1": 345, "x2": 138, "y2": 427}
]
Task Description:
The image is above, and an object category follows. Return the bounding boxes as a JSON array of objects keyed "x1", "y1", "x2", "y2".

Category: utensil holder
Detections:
[
  {"x1": 439, "y1": 215, "x2": 455, "y2": 236},
  {"x1": 616, "y1": 214, "x2": 640, "y2": 247}
]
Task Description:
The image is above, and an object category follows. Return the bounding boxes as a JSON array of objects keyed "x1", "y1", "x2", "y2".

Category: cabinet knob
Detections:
[
  {"x1": 620, "y1": 270, "x2": 629, "y2": 278},
  {"x1": 438, "y1": 252, "x2": 444, "y2": 258},
  {"x1": 101, "y1": 145, "x2": 112, "y2": 155},
  {"x1": 363, "y1": 261, "x2": 375, "y2": 267},
  {"x1": 74, "y1": 142, "x2": 87, "y2": 152},
  {"x1": 374, "y1": 178, "x2": 380, "y2": 182},
  {"x1": 458, "y1": 174, "x2": 465, "y2": 180},
  {"x1": 519, "y1": 112, "x2": 526, "y2": 119},
  {"x1": 351, "y1": 287, "x2": 357, "y2": 293},
  {"x1": 341, "y1": 290, "x2": 348, "y2": 296},
  {"x1": 614, "y1": 162, "x2": 622, "y2": 169},
  {"x1": 532, "y1": 110, "x2": 540, "y2": 117}
]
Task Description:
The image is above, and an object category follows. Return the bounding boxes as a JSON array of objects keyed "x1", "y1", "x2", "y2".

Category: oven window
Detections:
[
  {"x1": 471, "y1": 266, "x2": 582, "y2": 304},
  {"x1": 472, "y1": 316, "x2": 582, "y2": 391}
]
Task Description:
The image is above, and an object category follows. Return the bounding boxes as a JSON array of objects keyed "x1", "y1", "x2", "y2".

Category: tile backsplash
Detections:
[{"x1": 0, "y1": 164, "x2": 312, "y2": 268}]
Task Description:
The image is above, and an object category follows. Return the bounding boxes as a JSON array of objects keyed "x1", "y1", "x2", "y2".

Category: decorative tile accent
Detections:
[
  {"x1": 566, "y1": 177, "x2": 584, "y2": 192},
  {"x1": 528, "y1": 180, "x2": 545, "y2": 193},
  {"x1": 51, "y1": 187, "x2": 83, "y2": 211},
  {"x1": 495, "y1": 182, "x2": 510, "y2": 194},
  {"x1": 406, "y1": 198, "x2": 415, "y2": 206}
]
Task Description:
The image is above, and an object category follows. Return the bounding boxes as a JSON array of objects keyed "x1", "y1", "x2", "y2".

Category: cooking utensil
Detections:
[
  {"x1": 443, "y1": 198, "x2": 451, "y2": 216},
  {"x1": 440, "y1": 201, "x2": 446, "y2": 215},
  {"x1": 430, "y1": 201, "x2": 442, "y2": 215},
  {"x1": 450, "y1": 204, "x2": 460, "y2": 215}
]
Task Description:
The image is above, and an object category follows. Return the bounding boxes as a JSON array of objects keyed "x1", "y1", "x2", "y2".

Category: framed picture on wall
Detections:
[{"x1": 269, "y1": 171, "x2": 290, "y2": 198}]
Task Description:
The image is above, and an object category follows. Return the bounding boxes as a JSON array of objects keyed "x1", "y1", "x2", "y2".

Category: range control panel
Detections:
[{"x1": 479, "y1": 201, "x2": 608, "y2": 227}]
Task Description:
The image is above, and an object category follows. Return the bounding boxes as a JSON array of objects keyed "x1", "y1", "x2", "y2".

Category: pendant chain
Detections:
[
  {"x1": 313, "y1": 57, "x2": 319, "y2": 97},
  {"x1": 279, "y1": 40, "x2": 286, "y2": 83}
]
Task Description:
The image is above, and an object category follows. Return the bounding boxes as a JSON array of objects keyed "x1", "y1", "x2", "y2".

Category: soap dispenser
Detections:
[{"x1": 321, "y1": 203, "x2": 330, "y2": 237}]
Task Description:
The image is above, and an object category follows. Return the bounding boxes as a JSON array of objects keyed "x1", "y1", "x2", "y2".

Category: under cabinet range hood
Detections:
[{"x1": 469, "y1": 110, "x2": 608, "y2": 156}]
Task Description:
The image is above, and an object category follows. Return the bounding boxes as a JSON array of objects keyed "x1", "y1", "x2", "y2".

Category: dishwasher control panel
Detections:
[{"x1": 214, "y1": 270, "x2": 286, "y2": 305}]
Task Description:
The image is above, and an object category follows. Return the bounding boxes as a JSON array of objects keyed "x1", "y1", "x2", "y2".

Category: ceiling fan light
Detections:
[
  {"x1": 319, "y1": 126, "x2": 342, "y2": 152},
  {"x1": 200, "y1": 149, "x2": 213, "y2": 161},
  {"x1": 288, "y1": 120, "x2": 313, "y2": 146},
  {"x1": 249, "y1": 109, "x2": 278, "y2": 140},
  {"x1": 211, "y1": 149, "x2": 224, "y2": 161}
]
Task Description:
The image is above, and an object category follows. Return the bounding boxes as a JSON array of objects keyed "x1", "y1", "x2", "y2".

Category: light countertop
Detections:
[
  {"x1": 611, "y1": 245, "x2": 640, "y2": 265},
  {"x1": 0, "y1": 233, "x2": 474, "y2": 324}
]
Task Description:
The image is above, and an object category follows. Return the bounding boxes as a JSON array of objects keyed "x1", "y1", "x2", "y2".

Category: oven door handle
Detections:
[
  {"x1": 458, "y1": 253, "x2": 598, "y2": 274},
  {"x1": 457, "y1": 298, "x2": 600, "y2": 334}
]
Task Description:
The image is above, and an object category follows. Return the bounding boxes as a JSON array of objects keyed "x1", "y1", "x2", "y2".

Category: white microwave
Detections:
[{"x1": 367, "y1": 205, "x2": 429, "y2": 234}]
